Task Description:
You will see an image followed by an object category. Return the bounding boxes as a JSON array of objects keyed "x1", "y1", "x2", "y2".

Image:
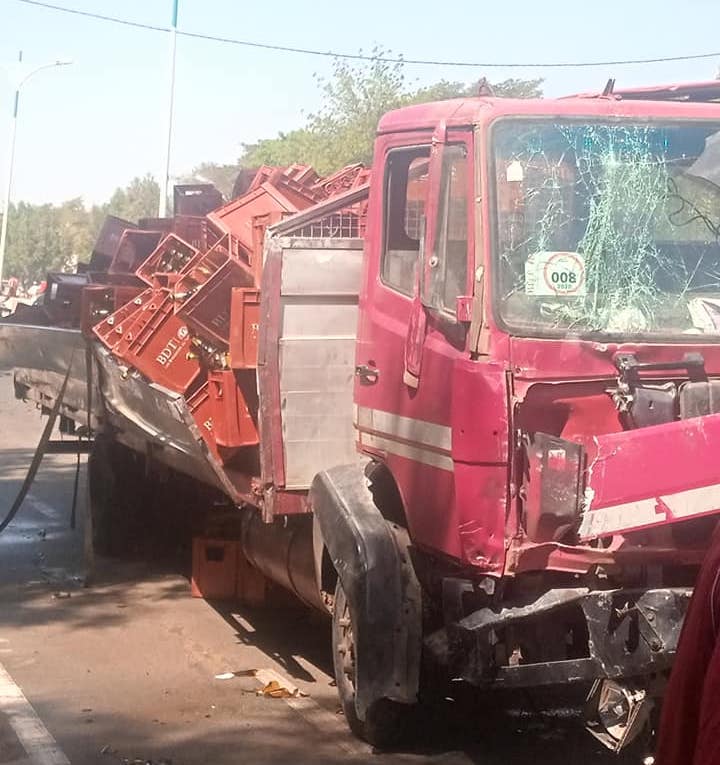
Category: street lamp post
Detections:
[
  {"x1": 158, "y1": 0, "x2": 179, "y2": 218},
  {"x1": 0, "y1": 51, "x2": 72, "y2": 290}
]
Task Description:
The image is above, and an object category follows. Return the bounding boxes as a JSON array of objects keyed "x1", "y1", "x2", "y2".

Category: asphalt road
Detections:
[{"x1": 0, "y1": 369, "x2": 643, "y2": 765}]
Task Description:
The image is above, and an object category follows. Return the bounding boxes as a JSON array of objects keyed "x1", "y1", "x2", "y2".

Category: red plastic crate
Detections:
[
  {"x1": 207, "y1": 369, "x2": 259, "y2": 448},
  {"x1": 229, "y1": 288, "x2": 260, "y2": 369},
  {"x1": 108, "y1": 230, "x2": 164, "y2": 275},
  {"x1": 174, "y1": 237, "x2": 255, "y2": 347},
  {"x1": 191, "y1": 537, "x2": 238, "y2": 600},
  {"x1": 138, "y1": 217, "x2": 173, "y2": 234},
  {"x1": 135, "y1": 234, "x2": 201, "y2": 286},
  {"x1": 174, "y1": 184, "x2": 223, "y2": 217},
  {"x1": 89, "y1": 215, "x2": 136, "y2": 271},
  {"x1": 236, "y1": 551, "x2": 267, "y2": 606},
  {"x1": 174, "y1": 215, "x2": 222, "y2": 253},
  {"x1": 81, "y1": 284, "x2": 145, "y2": 337},
  {"x1": 112, "y1": 288, "x2": 200, "y2": 394},
  {"x1": 187, "y1": 381, "x2": 220, "y2": 460},
  {"x1": 250, "y1": 211, "x2": 285, "y2": 283},
  {"x1": 92, "y1": 289, "x2": 150, "y2": 350},
  {"x1": 208, "y1": 180, "x2": 315, "y2": 254}
]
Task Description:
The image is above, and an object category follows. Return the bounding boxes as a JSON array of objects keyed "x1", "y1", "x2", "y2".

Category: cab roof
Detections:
[{"x1": 377, "y1": 87, "x2": 720, "y2": 135}]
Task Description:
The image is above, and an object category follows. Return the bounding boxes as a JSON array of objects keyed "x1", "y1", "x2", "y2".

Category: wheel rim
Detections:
[{"x1": 336, "y1": 595, "x2": 356, "y2": 687}]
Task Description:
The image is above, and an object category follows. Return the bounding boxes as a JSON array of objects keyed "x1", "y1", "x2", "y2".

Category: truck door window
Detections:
[
  {"x1": 382, "y1": 147, "x2": 431, "y2": 296},
  {"x1": 423, "y1": 144, "x2": 469, "y2": 315}
]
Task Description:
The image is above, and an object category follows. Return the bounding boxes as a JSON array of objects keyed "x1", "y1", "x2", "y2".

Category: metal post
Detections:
[
  {"x1": 158, "y1": 0, "x2": 179, "y2": 218},
  {"x1": 0, "y1": 51, "x2": 22, "y2": 291},
  {"x1": 0, "y1": 53, "x2": 71, "y2": 290}
]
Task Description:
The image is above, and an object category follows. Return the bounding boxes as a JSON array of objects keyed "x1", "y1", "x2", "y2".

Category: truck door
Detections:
[{"x1": 354, "y1": 129, "x2": 473, "y2": 561}]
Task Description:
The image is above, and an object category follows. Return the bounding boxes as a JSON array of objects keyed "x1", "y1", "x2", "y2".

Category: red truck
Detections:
[{"x1": 3, "y1": 80, "x2": 720, "y2": 753}]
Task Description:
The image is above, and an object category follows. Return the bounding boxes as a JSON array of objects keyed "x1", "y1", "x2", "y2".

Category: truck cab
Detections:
[{"x1": 322, "y1": 92, "x2": 720, "y2": 749}]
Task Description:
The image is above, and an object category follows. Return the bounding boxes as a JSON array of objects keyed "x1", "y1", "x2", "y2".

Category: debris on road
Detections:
[{"x1": 214, "y1": 668, "x2": 309, "y2": 698}]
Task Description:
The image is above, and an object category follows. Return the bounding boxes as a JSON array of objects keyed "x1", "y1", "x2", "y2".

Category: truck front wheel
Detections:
[{"x1": 332, "y1": 580, "x2": 412, "y2": 748}]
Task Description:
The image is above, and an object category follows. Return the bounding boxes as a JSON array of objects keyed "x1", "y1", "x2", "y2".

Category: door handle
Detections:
[{"x1": 355, "y1": 364, "x2": 380, "y2": 385}]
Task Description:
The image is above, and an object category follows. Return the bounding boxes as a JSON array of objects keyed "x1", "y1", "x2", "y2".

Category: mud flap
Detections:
[{"x1": 310, "y1": 464, "x2": 421, "y2": 719}]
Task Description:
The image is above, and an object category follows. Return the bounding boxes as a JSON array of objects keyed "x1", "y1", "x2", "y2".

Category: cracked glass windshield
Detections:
[{"x1": 493, "y1": 120, "x2": 720, "y2": 338}]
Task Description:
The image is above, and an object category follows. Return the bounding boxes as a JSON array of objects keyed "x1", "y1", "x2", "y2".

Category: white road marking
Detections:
[{"x1": 0, "y1": 662, "x2": 70, "y2": 765}]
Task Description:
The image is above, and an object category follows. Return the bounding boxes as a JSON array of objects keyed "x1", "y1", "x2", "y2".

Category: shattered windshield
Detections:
[{"x1": 493, "y1": 119, "x2": 720, "y2": 338}]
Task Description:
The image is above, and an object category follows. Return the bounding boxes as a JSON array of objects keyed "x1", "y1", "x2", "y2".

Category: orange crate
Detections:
[
  {"x1": 187, "y1": 381, "x2": 220, "y2": 460},
  {"x1": 109, "y1": 230, "x2": 164, "y2": 275},
  {"x1": 229, "y1": 288, "x2": 260, "y2": 369},
  {"x1": 112, "y1": 288, "x2": 200, "y2": 394},
  {"x1": 92, "y1": 289, "x2": 150, "y2": 350},
  {"x1": 174, "y1": 237, "x2": 255, "y2": 347},
  {"x1": 208, "y1": 369, "x2": 259, "y2": 448},
  {"x1": 191, "y1": 538, "x2": 238, "y2": 600},
  {"x1": 236, "y1": 551, "x2": 267, "y2": 606},
  {"x1": 174, "y1": 215, "x2": 222, "y2": 252},
  {"x1": 208, "y1": 178, "x2": 316, "y2": 254},
  {"x1": 81, "y1": 284, "x2": 144, "y2": 338},
  {"x1": 136, "y1": 234, "x2": 201, "y2": 286}
]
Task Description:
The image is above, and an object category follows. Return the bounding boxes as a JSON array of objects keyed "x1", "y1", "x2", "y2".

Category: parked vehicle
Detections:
[{"x1": 4, "y1": 83, "x2": 720, "y2": 753}]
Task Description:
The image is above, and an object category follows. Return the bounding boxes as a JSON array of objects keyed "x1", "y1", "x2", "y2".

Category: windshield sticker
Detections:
[
  {"x1": 506, "y1": 160, "x2": 524, "y2": 182},
  {"x1": 525, "y1": 251, "x2": 586, "y2": 296}
]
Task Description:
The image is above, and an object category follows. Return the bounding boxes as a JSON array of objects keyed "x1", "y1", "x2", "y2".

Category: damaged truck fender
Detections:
[{"x1": 310, "y1": 464, "x2": 422, "y2": 718}]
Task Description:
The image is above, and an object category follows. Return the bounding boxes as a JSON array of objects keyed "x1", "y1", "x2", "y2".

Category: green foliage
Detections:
[
  {"x1": 236, "y1": 51, "x2": 544, "y2": 174},
  {"x1": 304, "y1": 51, "x2": 408, "y2": 171},
  {"x1": 240, "y1": 129, "x2": 320, "y2": 170},
  {"x1": 4, "y1": 198, "x2": 94, "y2": 284},
  {"x1": 491, "y1": 78, "x2": 544, "y2": 99},
  {"x1": 101, "y1": 174, "x2": 160, "y2": 222},
  {"x1": 3, "y1": 175, "x2": 160, "y2": 286}
]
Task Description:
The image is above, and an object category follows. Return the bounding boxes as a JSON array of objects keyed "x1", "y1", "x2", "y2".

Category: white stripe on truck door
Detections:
[{"x1": 354, "y1": 405, "x2": 453, "y2": 472}]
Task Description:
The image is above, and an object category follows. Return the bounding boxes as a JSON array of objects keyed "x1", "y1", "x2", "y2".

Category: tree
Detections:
[
  {"x1": 233, "y1": 50, "x2": 544, "y2": 176},
  {"x1": 100, "y1": 174, "x2": 160, "y2": 223},
  {"x1": 3, "y1": 176, "x2": 163, "y2": 286},
  {"x1": 4, "y1": 201, "x2": 81, "y2": 284},
  {"x1": 240, "y1": 128, "x2": 321, "y2": 170}
]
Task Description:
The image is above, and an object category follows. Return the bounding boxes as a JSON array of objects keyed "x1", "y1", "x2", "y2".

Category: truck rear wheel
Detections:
[{"x1": 332, "y1": 580, "x2": 412, "y2": 748}]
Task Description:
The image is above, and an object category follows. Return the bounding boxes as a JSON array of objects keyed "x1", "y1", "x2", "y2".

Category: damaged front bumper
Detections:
[{"x1": 437, "y1": 587, "x2": 691, "y2": 689}]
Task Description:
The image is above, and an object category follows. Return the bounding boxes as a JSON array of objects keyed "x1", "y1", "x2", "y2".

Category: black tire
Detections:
[{"x1": 331, "y1": 579, "x2": 413, "y2": 748}]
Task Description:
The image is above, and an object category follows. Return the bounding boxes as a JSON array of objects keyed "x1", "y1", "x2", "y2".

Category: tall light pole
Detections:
[
  {"x1": 158, "y1": 0, "x2": 179, "y2": 218},
  {"x1": 0, "y1": 51, "x2": 72, "y2": 289}
]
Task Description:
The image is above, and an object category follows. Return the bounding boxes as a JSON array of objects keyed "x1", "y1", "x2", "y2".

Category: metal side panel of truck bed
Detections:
[{"x1": 258, "y1": 235, "x2": 364, "y2": 494}]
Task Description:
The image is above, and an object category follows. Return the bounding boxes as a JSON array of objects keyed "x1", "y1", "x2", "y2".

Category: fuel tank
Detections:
[{"x1": 240, "y1": 510, "x2": 324, "y2": 612}]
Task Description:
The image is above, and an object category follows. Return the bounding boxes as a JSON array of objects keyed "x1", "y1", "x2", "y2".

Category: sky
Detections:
[{"x1": 0, "y1": 0, "x2": 718, "y2": 206}]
